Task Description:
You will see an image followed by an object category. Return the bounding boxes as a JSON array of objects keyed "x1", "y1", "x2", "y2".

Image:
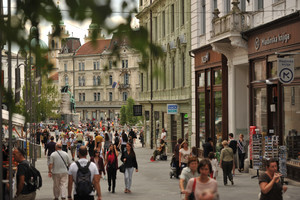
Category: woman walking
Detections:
[
  {"x1": 121, "y1": 143, "x2": 138, "y2": 193},
  {"x1": 179, "y1": 140, "x2": 191, "y2": 170},
  {"x1": 104, "y1": 132, "x2": 110, "y2": 155},
  {"x1": 220, "y1": 140, "x2": 234, "y2": 185},
  {"x1": 91, "y1": 150, "x2": 105, "y2": 178},
  {"x1": 120, "y1": 131, "x2": 128, "y2": 155},
  {"x1": 61, "y1": 133, "x2": 68, "y2": 153},
  {"x1": 237, "y1": 134, "x2": 246, "y2": 172},
  {"x1": 86, "y1": 135, "x2": 95, "y2": 159},
  {"x1": 185, "y1": 159, "x2": 218, "y2": 200},
  {"x1": 105, "y1": 144, "x2": 119, "y2": 193}
]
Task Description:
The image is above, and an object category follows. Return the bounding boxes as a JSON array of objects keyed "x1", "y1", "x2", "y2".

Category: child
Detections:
[{"x1": 208, "y1": 152, "x2": 218, "y2": 179}]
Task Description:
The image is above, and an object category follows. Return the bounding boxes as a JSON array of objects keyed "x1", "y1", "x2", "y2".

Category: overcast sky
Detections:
[{"x1": 3, "y1": 0, "x2": 139, "y2": 52}]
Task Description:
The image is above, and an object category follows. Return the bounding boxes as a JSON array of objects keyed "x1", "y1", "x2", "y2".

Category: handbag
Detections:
[
  {"x1": 188, "y1": 178, "x2": 197, "y2": 200},
  {"x1": 119, "y1": 163, "x2": 125, "y2": 173}
]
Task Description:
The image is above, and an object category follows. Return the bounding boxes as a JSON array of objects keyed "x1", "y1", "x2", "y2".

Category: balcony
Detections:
[
  {"x1": 118, "y1": 84, "x2": 130, "y2": 90},
  {"x1": 210, "y1": 1, "x2": 253, "y2": 45}
]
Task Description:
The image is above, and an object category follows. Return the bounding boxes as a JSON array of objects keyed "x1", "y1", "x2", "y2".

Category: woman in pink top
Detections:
[{"x1": 185, "y1": 159, "x2": 219, "y2": 200}]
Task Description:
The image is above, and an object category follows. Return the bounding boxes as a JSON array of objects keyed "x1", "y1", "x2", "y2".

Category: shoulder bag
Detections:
[
  {"x1": 57, "y1": 151, "x2": 69, "y2": 171},
  {"x1": 188, "y1": 178, "x2": 197, "y2": 200}
]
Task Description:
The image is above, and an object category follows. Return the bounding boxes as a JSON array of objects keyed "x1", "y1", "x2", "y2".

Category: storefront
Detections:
[
  {"x1": 244, "y1": 12, "x2": 300, "y2": 181},
  {"x1": 192, "y1": 45, "x2": 228, "y2": 151}
]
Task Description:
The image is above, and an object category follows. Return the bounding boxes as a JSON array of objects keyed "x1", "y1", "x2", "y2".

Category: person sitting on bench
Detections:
[{"x1": 151, "y1": 139, "x2": 166, "y2": 161}]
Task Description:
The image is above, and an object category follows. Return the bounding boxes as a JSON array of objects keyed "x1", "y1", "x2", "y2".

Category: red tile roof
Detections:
[
  {"x1": 76, "y1": 39, "x2": 111, "y2": 56},
  {"x1": 49, "y1": 72, "x2": 58, "y2": 81}
]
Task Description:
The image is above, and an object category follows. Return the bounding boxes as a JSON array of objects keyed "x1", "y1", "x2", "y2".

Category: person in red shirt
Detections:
[{"x1": 105, "y1": 144, "x2": 119, "y2": 193}]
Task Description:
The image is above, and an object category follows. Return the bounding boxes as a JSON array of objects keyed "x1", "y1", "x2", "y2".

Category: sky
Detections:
[{"x1": 3, "y1": 0, "x2": 139, "y2": 52}]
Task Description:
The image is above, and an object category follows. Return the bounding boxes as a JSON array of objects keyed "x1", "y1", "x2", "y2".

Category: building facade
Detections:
[
  {"x1": 191, "y1": 0, "x2": 300, "y2": 179},
  {"x1": 137, "y1": 0, "x2": 192, "y2": 150},
  {"x1": 57, "y1": 28, "x2": 141, "y2": 122}
]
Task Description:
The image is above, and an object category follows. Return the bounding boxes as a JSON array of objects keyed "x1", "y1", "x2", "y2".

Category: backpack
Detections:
[
  {"x1": 114, "y1": 136, "x2": 119, "y2": 145},
  {"x1": 75, "y1": 161, "x2": 93, "y2": 196},
  {"x1": 24, "y1": 162, "x2": 42, "y2": 192}
]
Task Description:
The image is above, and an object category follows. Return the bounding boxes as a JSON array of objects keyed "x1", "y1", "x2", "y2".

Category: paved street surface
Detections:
[{"x1": 35, "y1": 137, "x2": 300, "y2": 200}]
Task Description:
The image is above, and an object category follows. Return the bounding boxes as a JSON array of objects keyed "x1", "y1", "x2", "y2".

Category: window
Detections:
[
  {"x1": 141, "y1": 73, "x2": 143, "y2": 92},
  {"x1": 109, "y1": 60, "x2": 112, "y2": 69},
  {"x1": 124, "y1": 74, "x2": 129, "y2": 85},
  {"x1": 94, "y1": 93, "x2": 97, "y2": 101},
  {"x1": 64, "y1": 63, "x2": 67, "y2": 72},
  {"x1": 78, "y1": 76, "x2": 81, "y2": 86},
  {"x1": 122, "y1": 60, "x2": 128, "y2": 68},
  {"x1": 82, "y1": 62, "x2": 85, "y2": 71},
  {"x1": 109, "y1": 75, "x2": 113, "y2": 85},
  {"x1": 201, "y1": 0, "x2": 206, "y2": 34},
  {"x1": 94, "y1": 62, "x2": 97, "y2": 70},
  {"x1": 171, "y1": 4, "x2": 175, "y2": 32},
  {"x1": 140, "y1": 0, "x2": 143, "y2": 6},
  {"x1": 154, "y1": 17, "x2": 158, "y2": 41},
  {"x1": 240, "y1": 0, "x2": 246, "y2": 12},
  {"x1": 97, "y1": 61, "x2": 100, "y2": 70},
  {"x1": 172, "y1": 58, "x2": 175, "y2": 88},
  {"x1": 79, "y1": 63, "x2": 81, "y2": 71},
  {"x1": 123, "y1": 92, "x2": 128, "y2": 101},
  {"x1": 109, "y1": 92, "x2": 113, "y2": 101},
  {"x1": 79, "y1": 93, "x2": 82, "y2": 101},
  {"x1": 181, "y1": 0, "x2": 185, "y2": 26},
  {"x1": 82, "y1": 93, "x2": 85, "y2": 101},
  {"x1": 213, "y1": 0, "x2": 217, "y2": 9},
  {"x1": 93, "y1": 76, "x2": 96, "y2": 86},
  {"x1": 82, "y1": 76, "x2": 85, "y2": 86},
  {"x1": 97, "y1": 93, "x2": 100, "y2": 101},
  {"x1": 182, "y1": 53, "x2": 185, "y2": 87},
  {"x1": 162, "y1": 11, "x2": 166, "y2": 37},
  {"x1": 97, "y1": 76, "x2": 101, "y2": 86},
  {"x1": 257, "y1": 0, "x2": 264, "y2": 10},
  {"x1": 163, "y1": 62, "x2": 166, "y2": 89},
  {"x1": 65, "y1": 76, "x2": 69, "y2": 85},
  {"x1": 225, "y1": 0, "x2": 230, "y2": 14}
]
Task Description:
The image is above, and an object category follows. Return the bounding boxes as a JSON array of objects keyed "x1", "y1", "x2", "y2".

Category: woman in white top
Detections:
[
  {"x1": 208, "y1": 152, "x2": 218, "y2": 179},
  {"x1": 179, "y1": 140, "x2": 191, "y2": 170},
  {"x1": 68, "y1": 134, "x2": 76, "y2": 161},
  {"x1": 61, "y1": 134, "x2": 68, "y2": 153}
]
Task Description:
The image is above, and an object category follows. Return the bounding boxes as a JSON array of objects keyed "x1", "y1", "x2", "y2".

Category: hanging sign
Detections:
[{"x1": 277, "y1": 58, "x2": 294, "y2": 84}]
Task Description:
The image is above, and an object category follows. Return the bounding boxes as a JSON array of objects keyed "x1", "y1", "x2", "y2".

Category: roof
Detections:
[
  {"x1": 61, "y1": 37, "x2": 81, "y2": 54},
  {"x1": 75, "y1": 39, "x2": 111, "y2": 56},
  {"x1": 106, "y1": 33, "x2": 130, "y2": 51},
  {"x1": 49, "y1": 72, "x2": 58, "y2": 81}
]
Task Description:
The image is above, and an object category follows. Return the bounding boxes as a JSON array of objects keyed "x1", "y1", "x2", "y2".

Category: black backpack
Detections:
[
  {"x1": 75, "y1": 161, "x2": 93, "y2": 196},
  {"x1": 24, "y1": 162, "x2": 42, "y2": 192},
  {"x1": 115, "y1": 136, "x2": 119, "y2": 145}
]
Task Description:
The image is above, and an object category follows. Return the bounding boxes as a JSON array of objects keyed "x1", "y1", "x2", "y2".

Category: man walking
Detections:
[
  {"x1": 49, "y1": 144, "x2": 71, "y2": 200},
  {"x1": 13, "y1": 148, "x2": 37, "y2": 200},
  {"x1": 228, "y1": 133, "x2": 237, "y2": 175},
  {"x1": 45, "y1": 136, "x2": 56, "y2": 166},
  {"x1": 68, "y1": 146, "x2": 102, "y2": 200}
]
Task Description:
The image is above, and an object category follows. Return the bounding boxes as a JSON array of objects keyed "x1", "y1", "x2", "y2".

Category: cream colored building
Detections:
[
  {"x1": 137, "y1": 0, "x2": 192, "y2": 150},
  {"x1": 57, "y1": 26, "x2": 141, "y2": 121}
]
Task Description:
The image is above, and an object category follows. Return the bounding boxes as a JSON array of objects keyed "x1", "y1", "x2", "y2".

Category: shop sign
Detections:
[
  {"x1": 201, "y1": 52, "x2": 210, "y2": 63},
  {"x1": 277, "y1": 58, "x2": 294, "y2": 84},
  {"x1": 255, "y1": 33, "x2": 291, "y2": 51},
  {"x1": 167, "y1": 104, "x2": 178, "y2": 114}
]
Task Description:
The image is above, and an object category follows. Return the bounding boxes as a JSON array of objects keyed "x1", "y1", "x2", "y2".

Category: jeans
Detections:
[
  {"x1": 52, "y1": 173, "x2": 68, "y2": 198},
  {"x1": 107, "y1": 167, "x2": 117, "y2": 191},
  {"x1": 124, "y1": 167, "x2": 134, "y2": 190},
  {"x1": 222, "y1": 161, "x2": 233, "y2": 184},
  {"x1": 238, "y1": 153, "x2": 246, "y2": 170},
  {"x1": 14, "y1": 192, "x2": 36, "y2": 200}
]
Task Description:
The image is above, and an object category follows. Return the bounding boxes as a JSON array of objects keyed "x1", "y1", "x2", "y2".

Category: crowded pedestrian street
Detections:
[{"x1": 32, "y1": 132, "x2": 300, "y2": 200}]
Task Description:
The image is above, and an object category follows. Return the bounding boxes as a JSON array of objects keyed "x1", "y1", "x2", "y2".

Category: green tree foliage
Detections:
[
  {"x1": 120, "y1": 97, "x2": 139, "y2": 126},
  {"x1": 120, "y1": 105, "x2": 127, "y2": 126}
]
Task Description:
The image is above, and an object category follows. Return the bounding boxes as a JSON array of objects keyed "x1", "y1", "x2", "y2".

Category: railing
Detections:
[{"x1": 118, "y1": 84, "x2": 130, "y2": 90}]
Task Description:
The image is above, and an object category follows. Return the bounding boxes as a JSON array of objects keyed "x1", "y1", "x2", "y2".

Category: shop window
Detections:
[
  {"x1": 207, "y1": 70, "x2": 211, "y2": 87},
  {"x1": 214, "y1": 69, "x2": 222, "y2": 85},
  {"x1": 198, "y1": 92, "x2": 205, "y2": 148},
  {"x1": 254, "y1": 60, "x2": 267, "y2": 80},
  {"x1": 270, "y1": 61, "x2": 278, "y2": 79},
  {"x1": 214, "y1": 91, "x2": 222, "y2": 149},
  {"x1": 284, "y1": 86, "x2": 300, "y2": 159},
  {"x1": 254, "y1": 87, "x2": 267, "y2": 134},
  {"x1": 198, "y1": 72, "x2": 205, "y2": 87}
]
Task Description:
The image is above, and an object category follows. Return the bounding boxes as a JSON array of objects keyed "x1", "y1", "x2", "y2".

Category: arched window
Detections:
[
  {"x1": 97, "y1": 76, "x2": 101, "y2": 86},
  {"x1": 109, "y1": 75, "x2": 112, "y2": 85}
]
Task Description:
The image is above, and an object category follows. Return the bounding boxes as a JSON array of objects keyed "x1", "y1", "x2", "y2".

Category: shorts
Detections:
[{"x1": 70, "y1": 146, "x2": 76, "y2": 154}]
